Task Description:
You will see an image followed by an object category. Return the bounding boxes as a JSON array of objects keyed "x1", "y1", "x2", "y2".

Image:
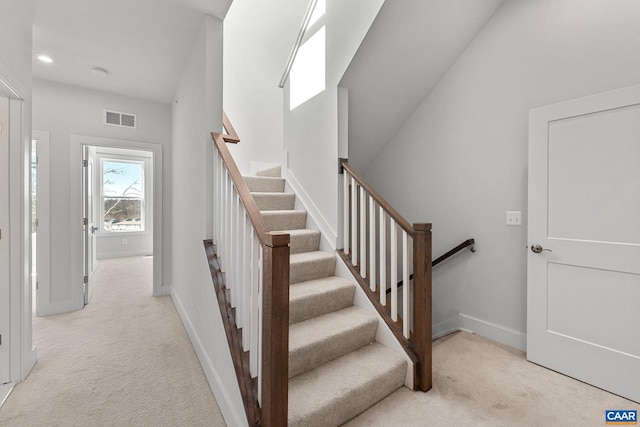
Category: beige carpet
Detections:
[
  {"x1": 0, "y1": 256, "x2": 226, "y2": 427},
  {"x1": 345, "y1": 330, "x2": 640, "y2": 426}
]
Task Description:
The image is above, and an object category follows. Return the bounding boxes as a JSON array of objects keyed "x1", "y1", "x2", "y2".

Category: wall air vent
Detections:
[{"x1": 104, "y1": 110, "x2": 137, "y2": 129}]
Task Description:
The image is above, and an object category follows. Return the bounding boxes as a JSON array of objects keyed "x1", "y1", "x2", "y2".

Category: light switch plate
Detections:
[{"x1": 506, "y1": 211, "x2": 522, "y2": 225}]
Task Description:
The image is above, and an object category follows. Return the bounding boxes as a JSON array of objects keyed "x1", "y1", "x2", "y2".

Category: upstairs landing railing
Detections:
[
  {"x1": 208, "y1": 113, "x2": 289, "y2": 426},
  {"x1": 338, "y1": 161, "x2": 432, "y2": 391}
]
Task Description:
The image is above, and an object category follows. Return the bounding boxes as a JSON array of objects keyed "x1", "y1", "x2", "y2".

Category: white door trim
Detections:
[
  {"x1": 32, "y1": 131, "x2": 50, "y2": 317},
  {"x1": 70, "y1": 135, "x2": 164, "y2": 299}
]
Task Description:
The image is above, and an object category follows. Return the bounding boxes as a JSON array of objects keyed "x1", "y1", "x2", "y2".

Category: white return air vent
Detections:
[{"x1": 104, "y1": 110, "x2": 137, "y2": 129}]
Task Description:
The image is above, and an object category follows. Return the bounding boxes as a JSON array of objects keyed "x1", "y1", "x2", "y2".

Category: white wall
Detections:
[
  {"x1": 32, "y1": 79, "x2": 172, "y2": 315},
  {"x1": 223, "y1": 0, "x2": 308, "y2": 174},
  {"x1": 363, "y1": 0, "x2": 640, "y2": 349},
  {"x1": 169, "y1": 15, "x2": 247, "y2": 427},
  {"x1": 0, "y1": 0, "x2": 37, "y2": 382},
  {"x1": 283, "y1": 0, "x2": 385, "y2": 246}
]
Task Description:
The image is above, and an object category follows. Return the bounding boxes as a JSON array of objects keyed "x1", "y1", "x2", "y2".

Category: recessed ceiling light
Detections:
[
  {"x1": 37, "y1": 54, "x2": 53, "y2": 63},
  {"x1": 92, "y1": 67, "x2": 110, "y2": 77}
]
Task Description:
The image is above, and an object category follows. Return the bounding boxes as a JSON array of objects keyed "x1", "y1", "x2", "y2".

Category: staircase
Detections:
[{"x1": 246, "y1": 166, "x2": 407, "y2": 426}]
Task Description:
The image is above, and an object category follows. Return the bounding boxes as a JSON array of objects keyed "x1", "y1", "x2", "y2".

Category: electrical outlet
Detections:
[
  {"x1": 506, "y1": 211, "x2": 522, "y2": 226},
  {"x1": 122, "y1": 239, "x2": 128, "y2": 245}
]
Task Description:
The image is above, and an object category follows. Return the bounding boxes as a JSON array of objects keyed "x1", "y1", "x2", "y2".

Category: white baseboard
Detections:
[
  {"x1": 24, "y1": 345, "x2": 37, "y2": 380},
  {"x1": 432, "y1": 316, "x2": 460, "y2": 340},
  {"x1": 97, "y1": 250, "x2": 152, "y2": 259},
  {"x1": 160, "y1": 284, "x2": 172, "y2": 296},
  {"x1": 283, "y1": 169, "x2": 337, "y2": 251},
  {"x1": 170, "y1": 290, "x2": 247, "y2": 427},
  {"x1": 0, "y1": 382, "x2": 15, "y2": 409},
  {"x1": 37, "y1": 300, "x2": 83, "y2": 317},
  {"x1": 459, "y1": 313, "x2": 526, "y2": 351}
]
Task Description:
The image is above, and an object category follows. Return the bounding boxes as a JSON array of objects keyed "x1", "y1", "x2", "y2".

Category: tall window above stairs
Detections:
[{"x1": 290, "y1": 0, "x2": 326, "y2": 110}]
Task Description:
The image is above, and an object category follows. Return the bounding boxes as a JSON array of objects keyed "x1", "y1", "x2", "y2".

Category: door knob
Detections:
[
  {"x1": 531, "y1": 244, "x2": 552, "y2": 254},
  {"x1": 91, "y1": 226, "x2": 99, "y2": 234}
]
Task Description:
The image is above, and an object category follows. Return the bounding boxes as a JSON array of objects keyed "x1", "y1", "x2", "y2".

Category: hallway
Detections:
[{"x1": 0, "y1": 257, "x2": 225, "y2": 426}]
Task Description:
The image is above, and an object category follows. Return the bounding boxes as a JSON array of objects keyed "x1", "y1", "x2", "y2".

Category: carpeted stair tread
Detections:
[
  {"x1": 289, "y1": 306, "x2": 377, "y2": 378},
  {"x1": 288, "y1": 343, "x2": 406, "y2": 427},
  {"x1": 290, "y1": 251, "x2": 336, "y2": 284},
  {"x1": 290, "y1": 276, "x2": 355, "y2": 324},
  {"x1": 256, "y1": 165, "x2": 281, "y2": 177},
  {"x1": 244, "y1": 176, "x2": 285, "y2": 193},
  {"x1": 252, "y1": 192, "x2": 296, "y2": 211},
  {"x1": 286, "y1": 228, "x2": 321, "y2": 254},
  {"x1": 262, "y1": 210, "x2": 307, "y2": 231}
]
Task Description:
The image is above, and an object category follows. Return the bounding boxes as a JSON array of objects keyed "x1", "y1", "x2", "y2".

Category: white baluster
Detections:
[
  {"x1": 249, "y1": 228, "x2": 258, "y2": 377},
  {"x1": 242, "y1": 212, "x2": 251, "y2": 349},
  {"x1": 236, "y1": 196, "x2": 245, "y2": 329},
  {"x1": 227, "y1": 174, "x2": 233, "y2": 270},
  {"x1": 403, "y1": 229, "x2": 409, "y2": 338},
  {"x1": 391, "y1": 221, "x2": 397, "y2": 321},
  {"x1": 343, "y1": 170, "x2": 349, "y2": 252},
  {"x1": 351, "y1": 176, "x2": 357, "y2": 265},
  {"x1": 221, "y1": 170, "x2": 227, "y2": 262},
  {"x1": 257, "y1": 246, "x2": 263, "y2": 405},
  {"x1": 213, "y1": 150, "x2": 218, "y2": 246},
  {"x1": 359, "y1": 186, "x2": 366, "y2": 277},
  {"x1": 369, "y1": 196, "x2": 375, "y2": 291},
  {"x1": 379, "y1": 208, "x2": 386, "y2": 306},
  {"x1": 228, "y1": 187, "x2": 236, "y2": 306}
]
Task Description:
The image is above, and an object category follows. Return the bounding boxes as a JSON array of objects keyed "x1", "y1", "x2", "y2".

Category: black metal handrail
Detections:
[{"x1": 388, "y1": 238, "x2": 475, "y2": 293}]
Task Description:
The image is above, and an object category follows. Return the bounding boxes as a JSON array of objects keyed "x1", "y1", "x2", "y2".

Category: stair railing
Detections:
[
  {"x1": 338, "y1": 160, "x2": 432, "y2": 392},
  {"x1": 391, "y1": 238, "x2": 476, "y2": 293},
  {"x1": 210, "y1": 113, "x2": 290, "y2": 426}
]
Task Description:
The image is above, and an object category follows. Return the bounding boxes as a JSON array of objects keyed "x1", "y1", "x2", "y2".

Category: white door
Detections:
[
  {"x1": 528, "y1": 84, "x2": 640, "y2": 403},
  {"x1": 0, "y1": 96, "x2": 11, "y2": 384},
  {"x1": 82, "y1": 146, "x2": 97, "y2": 304}
]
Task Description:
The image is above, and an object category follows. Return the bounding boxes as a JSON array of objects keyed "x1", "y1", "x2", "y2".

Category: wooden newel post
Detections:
[
  {"x1": 262, "y1": 232, "x2": 290, "y2": 427},
  {"x1": 412, "y1": 223, "x2": 432, "y2": 392}
]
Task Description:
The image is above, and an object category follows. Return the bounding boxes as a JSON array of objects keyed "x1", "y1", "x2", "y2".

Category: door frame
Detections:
[
  {"x1": 0, "y1": 71, "x2": 37, "y2": 385},
  {"x1": 71, "y1": 135, "x2": 164, "y2": 302},
  {"x1": 31, "y1": 130, "x2": 50, "y2": 316}
]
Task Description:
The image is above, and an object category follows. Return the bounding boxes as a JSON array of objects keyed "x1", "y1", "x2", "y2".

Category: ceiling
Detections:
[
  {"x1": 340, "y1": 0, "x2": 505, "y2": 172},
  {"x1": 33, "y1": 0, "x2": 233, "y2": 104}
]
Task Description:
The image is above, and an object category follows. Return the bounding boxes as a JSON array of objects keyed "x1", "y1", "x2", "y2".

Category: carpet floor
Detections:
[
  {"x1": 346, "y1": 330, "x2": 640, "y2": 426},
  {"x1": 0, "y1": 256, "x2": 226, "y2": 427},
  {"x1": 3, "y1": 256, "x2": 638, "y2": 426}
]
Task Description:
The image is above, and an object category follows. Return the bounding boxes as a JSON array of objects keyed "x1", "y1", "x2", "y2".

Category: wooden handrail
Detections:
[
  {"x1": 222, "y1": 111, "x2": 240, "y2": 143},
  {"x1": 211, "y1": 131, "x2": 269, "y2": 245},
  {"x1": 389, "y1": 238, "x2": 475, "y2": 293},
  {"x1": 342, "y1": 161, "x2": 414, "y2": 235},
  {"x1": 341, "y1": 159, "x2": 432, "y2": 392},
  {"x1": 212, "y1": 113, "x2": 290, "y2": 426},
  {"x1": 433, "y1": 238, "x2": 475, "y2": 267}
]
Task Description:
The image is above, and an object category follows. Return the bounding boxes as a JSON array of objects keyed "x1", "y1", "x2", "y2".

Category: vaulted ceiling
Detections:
[
  {"x1": 33, "y1": 0, "x2": 232, "y2": 103},
  {"x1": 340, "y1": 0, "x2": 505, "y2": 171}
]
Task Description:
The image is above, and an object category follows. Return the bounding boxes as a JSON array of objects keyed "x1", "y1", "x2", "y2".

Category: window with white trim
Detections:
[{"x1": 101, "y1": 159, "x2": 145, "y2": 232}]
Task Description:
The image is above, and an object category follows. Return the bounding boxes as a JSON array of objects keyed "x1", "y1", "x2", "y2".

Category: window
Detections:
[
  {"x1": 101, "y1": 159, "x2": 144, "y2": 232},
  {"x1": 289, "y1": 0, "x2": 326, "y2": 110}
]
